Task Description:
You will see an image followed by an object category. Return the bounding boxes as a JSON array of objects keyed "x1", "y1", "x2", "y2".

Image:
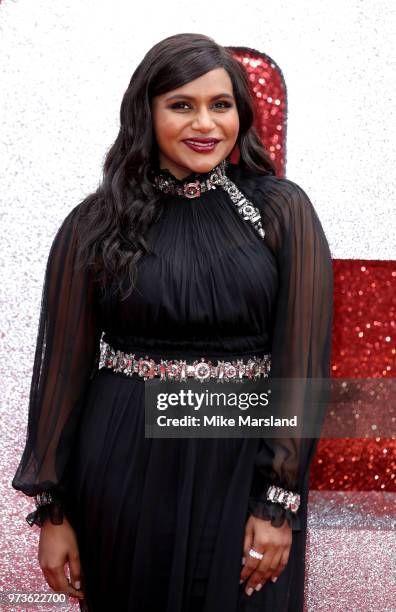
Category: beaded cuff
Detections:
[{"x1": 266, "y1": 484, "x2": 300, "y2": 513}]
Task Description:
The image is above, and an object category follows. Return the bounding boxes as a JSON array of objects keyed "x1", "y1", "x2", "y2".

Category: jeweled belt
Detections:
[{"x1": 99, "y1": 341, "x2": 271, "y2": 383}]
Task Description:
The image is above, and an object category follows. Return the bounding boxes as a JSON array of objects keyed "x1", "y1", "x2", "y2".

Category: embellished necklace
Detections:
[{"x1": 153, "y1": 159, "x2": 265, "y2": 241}]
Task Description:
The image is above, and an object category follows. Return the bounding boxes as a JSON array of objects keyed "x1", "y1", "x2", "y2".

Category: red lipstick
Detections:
[{"x1": 183, "y1": 138, "x2": 220, "y2": 153}]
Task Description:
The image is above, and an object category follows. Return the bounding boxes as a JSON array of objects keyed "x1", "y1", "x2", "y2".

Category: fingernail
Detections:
[
  {"x1": 246, "y1": 587, "x2": 253, "y2": 596},
  {"x1": 271, "y1": 577, "x2": 278, "y2": 583},
  {"x1": 241, "y1": 557, "x2": 246, "y2": 565},
  {"x1": 74, "y1": 581, "x2": 81, "y2": 590},
  {"x1": 255, "y1": 583, "x2": 263, "y2": 591}
]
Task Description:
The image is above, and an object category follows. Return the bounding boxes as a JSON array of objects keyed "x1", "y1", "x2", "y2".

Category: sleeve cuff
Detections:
[
  {"x1": 25, "y1": 492, "x2": 67, "y2": 527},
  {"x1": 248, "y1": 496, "x2": 302, "y2": 532}
]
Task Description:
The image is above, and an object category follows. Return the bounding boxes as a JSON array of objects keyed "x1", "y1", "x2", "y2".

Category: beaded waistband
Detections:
[{"x1": 99, "y1": 341, "x2": 271, "y2": 383}]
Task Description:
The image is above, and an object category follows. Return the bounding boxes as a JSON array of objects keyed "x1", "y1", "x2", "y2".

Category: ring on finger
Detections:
[{"x1": 248, "y1": 548, "x2": 264, "y2": 560}]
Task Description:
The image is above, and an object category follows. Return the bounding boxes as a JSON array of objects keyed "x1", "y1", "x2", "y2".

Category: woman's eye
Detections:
[
  {"x1": 213, "y1": 102, "x2": 233, "y2": 109},
  {"x1": 169, "y1": 101, "x2": 233, "y2": 110},
  {"x1": 170, "y1": 102, "x2": 191, "y2": 110}
]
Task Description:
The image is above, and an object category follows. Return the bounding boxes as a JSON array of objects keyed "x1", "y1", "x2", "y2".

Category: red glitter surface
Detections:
[
  {"x1": 228, "y1": 47, "x2": 396, "y2": 491},
  {"x1": 331, "y1": 260, "x2": 395, "y2": 379},
  {"x1": 227, "y1": 46, "x2": 287, "y2": 176},
  {"x1": 313, "y1": 260, "x2": 395, "y2": 491}
]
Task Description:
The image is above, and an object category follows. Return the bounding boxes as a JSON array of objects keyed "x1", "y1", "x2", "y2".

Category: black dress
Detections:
[{"x1": 12, "y1": 161, "x2": 333, "y2": 612}]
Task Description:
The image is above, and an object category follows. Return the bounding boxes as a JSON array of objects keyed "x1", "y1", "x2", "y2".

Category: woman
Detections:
[{"x1": 12, "y1": 33, "x2": 333, "y2": 611}]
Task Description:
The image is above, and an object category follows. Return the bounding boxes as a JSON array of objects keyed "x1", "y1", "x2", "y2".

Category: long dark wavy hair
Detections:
[{"x1": 74, "y1": 32, "x2": 276, "y2": 301}]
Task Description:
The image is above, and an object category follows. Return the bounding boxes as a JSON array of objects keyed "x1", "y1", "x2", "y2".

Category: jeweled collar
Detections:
[
  {"x1": 153, "y1": 158, "x2": 266, "y2": 240},
  {"x1": 153, "y1": 159, "x2": 229, "y2": 199}
]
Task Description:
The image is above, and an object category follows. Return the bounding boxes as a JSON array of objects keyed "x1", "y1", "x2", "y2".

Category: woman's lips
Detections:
[{"x1": 183, "y1": 139, "x2": 220, "y2": 153}]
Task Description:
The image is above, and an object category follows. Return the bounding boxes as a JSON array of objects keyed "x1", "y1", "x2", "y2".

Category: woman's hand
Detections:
[
  {"x1": 38, "y1": 517, "x2": 85, "y2": 601},
  {"x1": 240, "y1": 514, "x2": 292, "y2": 596}
]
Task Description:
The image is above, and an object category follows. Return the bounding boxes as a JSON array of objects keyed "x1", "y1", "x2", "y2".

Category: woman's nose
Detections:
[{"x1": 192, "y1": 110, "x2": 216, "y2": 130}]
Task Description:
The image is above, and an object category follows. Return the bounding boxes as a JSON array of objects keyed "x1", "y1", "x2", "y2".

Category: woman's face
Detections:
[{"x1": 151, "y1": 67, "x2": 240, "y2": 180}]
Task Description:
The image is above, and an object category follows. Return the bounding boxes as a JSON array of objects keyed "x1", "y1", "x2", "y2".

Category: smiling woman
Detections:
[
  {"x1": 152, "y1": 71, "x2": 240, "y2": 178},
  {"x1": 12, "y1": 32, "x2": 333, "y2": 612}
]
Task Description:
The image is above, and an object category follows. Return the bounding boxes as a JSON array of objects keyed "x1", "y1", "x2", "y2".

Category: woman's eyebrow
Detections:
[{"x1": 165, "y1": 93, "x2": 234, "y2": 101}]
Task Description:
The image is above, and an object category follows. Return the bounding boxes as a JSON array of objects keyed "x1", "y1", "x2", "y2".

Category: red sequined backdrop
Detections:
[{"x1": 227, "y1": 46, "x2": 396, "y2": 492}]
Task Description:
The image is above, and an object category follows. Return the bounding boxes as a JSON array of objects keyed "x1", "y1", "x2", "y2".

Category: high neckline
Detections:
[{"x1": 153, "y1": 159, "x2": 229, "y2": 199}]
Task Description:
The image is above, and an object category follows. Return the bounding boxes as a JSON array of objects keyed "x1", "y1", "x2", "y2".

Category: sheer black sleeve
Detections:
[
  {"x1": 247, "y1": 177, "x2": 333, "y2": 532},
  {"x1": 11, "y1": 205, "x2": 103, "y2": 527}
]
